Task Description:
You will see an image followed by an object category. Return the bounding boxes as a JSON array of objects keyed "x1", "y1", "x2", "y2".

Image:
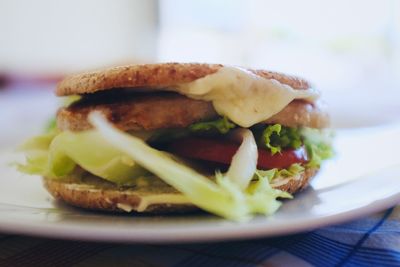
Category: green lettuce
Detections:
[
  {"x1": 90, "y1": 113, "x2": 291, "y2": 220},
  {"x1": 17, "y1": 130, "x2": 59, "y2": 175},
  {"x1": 189, "y1": 117, "x2": 236, "y2": 134},
  {"x1": 63, "y1": 95, "x2": 82, "y2": 106},
  {"x1": 257, "y1": 124, "x2": 333, "y2": 167},
  {"x1": 259, "y1": 124, "x2": 302, "y2": 155},
  {"x1": 256, "y1": 163, "x2": 305, "y2": 182},
  {"x1": 18, "y1": 130, "x2": 148, "y2": 185},
  {"x1": 45, "y1": 118, "x2": 57, "y2": 132},
  {"x1": 301, "y1": 128, "x2": 334, "y2": 168},
  {"x1": 148, "y1": 117, "x2": 235, "y2": 143}
]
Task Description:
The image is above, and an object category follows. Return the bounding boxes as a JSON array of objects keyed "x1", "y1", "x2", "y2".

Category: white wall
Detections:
[
  {"x1": 0, "y1": 0, "x2": 158, "y2": 75},
  {"x1": 158, "y1": 0, "x2": 400, "y2": 127}
]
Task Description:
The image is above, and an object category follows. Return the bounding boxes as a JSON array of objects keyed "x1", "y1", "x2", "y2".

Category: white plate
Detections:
[{"x1": 1, "y1": 123, "x2": 400, "y2": 243}]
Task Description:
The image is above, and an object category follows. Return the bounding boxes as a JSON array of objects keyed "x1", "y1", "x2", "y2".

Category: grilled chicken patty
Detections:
[{"x1": 57, "y1": 91, "x2": 329, "y2": 132}]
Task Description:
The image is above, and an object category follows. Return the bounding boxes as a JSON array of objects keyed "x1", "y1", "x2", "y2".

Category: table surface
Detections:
[{"x1": 0, "y1": 206, "x2": 399, "y2": 267}]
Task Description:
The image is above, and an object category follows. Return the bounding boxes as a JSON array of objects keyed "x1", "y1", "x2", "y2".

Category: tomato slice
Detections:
[{"x1": 167, "y1": 137, "x2": 308, "y2": 169}]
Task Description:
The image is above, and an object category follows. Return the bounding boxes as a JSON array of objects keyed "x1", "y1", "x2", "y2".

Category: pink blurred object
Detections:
[{"x1": 0, "y1": 73, "x2": 63, "y2": 91}]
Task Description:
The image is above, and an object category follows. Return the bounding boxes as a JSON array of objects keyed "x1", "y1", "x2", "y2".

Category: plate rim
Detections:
[{"x1": 0, "y1": 189, "x2": 398, "y2": 243}]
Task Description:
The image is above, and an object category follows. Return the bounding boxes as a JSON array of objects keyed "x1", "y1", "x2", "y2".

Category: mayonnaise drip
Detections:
[
  {"x1": 136, "y1": 194, "x2": 190, "y2": 212},
  {"x1": 175, "y1": 66, "x2": 319, "y2": 127}
]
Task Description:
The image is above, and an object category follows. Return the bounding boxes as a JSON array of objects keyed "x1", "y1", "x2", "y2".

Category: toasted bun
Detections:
[
  {"x1": 56, "y1": 63, "x2": 311, "y2": 96},
  {"x1": 43, "y1": 168, "x2": 317, "y2": 213}
]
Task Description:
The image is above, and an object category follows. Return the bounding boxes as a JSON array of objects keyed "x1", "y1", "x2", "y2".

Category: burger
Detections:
[{"x1": 18, "y1": 63, "x2": 333, "y2": 220}]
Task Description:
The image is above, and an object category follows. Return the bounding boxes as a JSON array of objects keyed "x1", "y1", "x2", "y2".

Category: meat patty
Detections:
[{"x1": 57, "y1": 91, "x2": 329, "y2": 132}]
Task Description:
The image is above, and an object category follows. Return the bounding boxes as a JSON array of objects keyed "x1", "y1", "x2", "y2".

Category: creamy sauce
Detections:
[
  {"x1": 175, "y1": 66, "x2": 319, "y2": 127},
  {"x1": 136, "y1": 194, "x2": 191, "y2": 212},
  {"x1": 116, "y1": 194, "x2": 192, "y2": 212},
  {"x1": 270, "y1": 174, "x2": 302, "y2": 187},
  {"x1": 117, "y1": 203, "x2": 134, "y2": 212}
]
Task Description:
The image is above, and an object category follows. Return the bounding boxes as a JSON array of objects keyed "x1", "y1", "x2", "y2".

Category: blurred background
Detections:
[{"x1": 1, "y1": 0, "x2": 400, "y2": 146}]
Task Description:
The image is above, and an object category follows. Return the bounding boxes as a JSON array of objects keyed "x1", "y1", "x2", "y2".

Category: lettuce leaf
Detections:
[
  {"x1": 259, "y1": 124, "x2": 302, "y2": 155},
  {"x1": 45, "y1": 118, "x2": 57, "y2": 132},
  {"x1": 63, "y1": 95, "x2": 81, "y2": 106},
  {"x1": 148, "y1": 117, "x2": 235, "y2": 143},
  {"x1": 90, "y1": 113, "x2": 291, "y2": 220},
  {"x1": 189, "y1": 117, "x2": 236, "y2": 134},
  {"x1": 246, "y1": 177, "x2": 292, "y2": 216},
  {"x1": 301, "y1": 128, "x2": 334, "y2": 168},
  {"x1": 18, "y1": 130, "x2": 148, "y2": 185},
  {"x1": 260, "y1": 124, "x2": 282, "y2": 154},
  {"x1": 256, "y1": 163, "x2": 305, "y2": 182},
  {"x1": 17, "y1": 130, "x2": 59, "y2": 175},
  {"x1": 257, "y1": 124, "x2": 333, "y2": 167}
]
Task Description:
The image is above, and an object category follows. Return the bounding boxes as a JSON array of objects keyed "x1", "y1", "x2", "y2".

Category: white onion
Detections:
[{"x1": 226, "y1": 128, "x2": 258, "y2": 190}]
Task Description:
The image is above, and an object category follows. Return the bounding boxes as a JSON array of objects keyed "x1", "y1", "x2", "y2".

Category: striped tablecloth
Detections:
[{"x1": 0, "y1": 206, "x2": 399, "y2": 267}]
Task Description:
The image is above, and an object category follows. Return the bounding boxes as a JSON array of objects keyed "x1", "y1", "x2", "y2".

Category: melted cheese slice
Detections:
[{"x1": 175, "y1": 66, "x2": 320, "y2": 127}]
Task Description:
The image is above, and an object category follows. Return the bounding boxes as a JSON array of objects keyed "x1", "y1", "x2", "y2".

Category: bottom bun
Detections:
[{"x1": 44, "y1": 167, "x2": 318, "y2": 213}]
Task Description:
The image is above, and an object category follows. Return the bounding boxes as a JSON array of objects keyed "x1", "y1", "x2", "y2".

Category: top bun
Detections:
[{"x1": 56, "y1": 63, "x2": 311, "y2": 96}]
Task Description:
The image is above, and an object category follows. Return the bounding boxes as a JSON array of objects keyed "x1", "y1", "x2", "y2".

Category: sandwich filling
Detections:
[{"x1": 18, "y1": 66, "x2": 333, "y2": 220}]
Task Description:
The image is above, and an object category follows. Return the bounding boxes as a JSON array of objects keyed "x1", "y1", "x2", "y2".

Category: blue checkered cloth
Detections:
[{"x1": 0, "y1": 206, "x2": 399, "y2": 267}]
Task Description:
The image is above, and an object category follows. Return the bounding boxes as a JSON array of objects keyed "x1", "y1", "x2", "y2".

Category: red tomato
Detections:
[{"x1": 167, "y1": 137, "x2": 308, "y2": 169}]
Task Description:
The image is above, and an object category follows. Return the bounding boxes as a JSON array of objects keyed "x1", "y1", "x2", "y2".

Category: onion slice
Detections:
[{"x1": 226, "y1": 128, "x2": 258, "y2": 190}]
